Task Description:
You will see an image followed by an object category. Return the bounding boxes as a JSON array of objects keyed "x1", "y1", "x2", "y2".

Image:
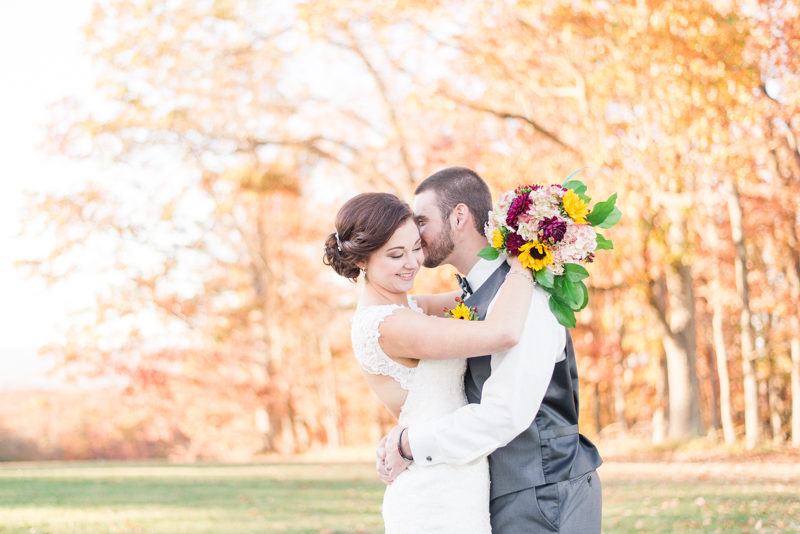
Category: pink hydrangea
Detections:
[
  {"x1": 560, "y1": 223, "x2": 597, "y2": 263},
  {"x1": 526, "y1": 187, "x2": 561, "y2": 220}
]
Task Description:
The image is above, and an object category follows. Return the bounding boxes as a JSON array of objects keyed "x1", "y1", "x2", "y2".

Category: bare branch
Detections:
[
  {"x1": 338, "y1": 29, "x2": 415, "y2": 188},
  {"x1": 449, "y1": 97, "x2": 576, "y2": 152}
]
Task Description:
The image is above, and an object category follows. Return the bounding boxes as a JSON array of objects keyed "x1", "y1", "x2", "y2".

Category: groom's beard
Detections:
[{"x1": 422, "y1": 224, "x2": 455, "y2": 268}]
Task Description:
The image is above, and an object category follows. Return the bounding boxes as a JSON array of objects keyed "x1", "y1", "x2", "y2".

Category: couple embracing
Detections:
[{"x1": 323, "y1": 167, "x2": 603, "y2": 533}]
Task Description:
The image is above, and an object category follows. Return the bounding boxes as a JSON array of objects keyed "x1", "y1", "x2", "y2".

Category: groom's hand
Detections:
[
  {"x1": 376, "y1": 436, "x2": 393, "y2": 485},
  {"x1": 384, "y1": 425, "x2": 412, "y2": 480}
]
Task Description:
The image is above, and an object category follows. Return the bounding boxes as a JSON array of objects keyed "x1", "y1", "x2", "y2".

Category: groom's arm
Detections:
[{"x1": 406, "y1": 287, "x2": 565, "y2": 466}]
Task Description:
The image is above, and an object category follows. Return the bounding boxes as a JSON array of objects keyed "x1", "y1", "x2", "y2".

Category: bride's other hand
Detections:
[
  {"x1": 384, "y1": 424, "x2": 412, "y2": 480},
  {"x1": 376, "y1": 435, "x2": 393, "y2": 485}
]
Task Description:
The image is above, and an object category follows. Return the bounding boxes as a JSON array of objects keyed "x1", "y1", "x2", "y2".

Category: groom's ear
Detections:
[{"x1": 451, "y1": 203, "x2": 472, "y2": 232}]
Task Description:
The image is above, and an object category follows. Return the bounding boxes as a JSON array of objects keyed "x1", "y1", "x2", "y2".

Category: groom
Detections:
[{"x1": 377, "y1": 167, "x2": 603, "y2": 533}]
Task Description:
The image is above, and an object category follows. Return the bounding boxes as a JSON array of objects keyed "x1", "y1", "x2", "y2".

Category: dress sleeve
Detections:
[{"x1": 350, "y1": 305, "x2": 416, "y2": 390}]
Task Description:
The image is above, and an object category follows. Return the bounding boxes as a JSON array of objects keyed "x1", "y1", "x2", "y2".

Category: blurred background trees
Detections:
[{"x1": 10, "y1": 0, "x2": 800, "y2": 459}]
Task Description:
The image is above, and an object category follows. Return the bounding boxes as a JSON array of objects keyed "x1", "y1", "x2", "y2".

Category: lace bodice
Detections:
[{"x1": 350, "y1": 297, "x2": 423, "y2": 390}]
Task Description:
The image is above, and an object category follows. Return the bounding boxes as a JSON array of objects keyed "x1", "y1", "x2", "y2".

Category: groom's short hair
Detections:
[{"x1": 415, "y1": 167, "x2": 492, "y2": 236}]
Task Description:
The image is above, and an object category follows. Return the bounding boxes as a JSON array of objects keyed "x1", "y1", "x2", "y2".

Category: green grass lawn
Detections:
[
  {"x1": 0, "y1": 460, "x2": 798, "y2": 533},
  {"x1": 602, "y1": 478, "x2": 799, "y2": 533}
]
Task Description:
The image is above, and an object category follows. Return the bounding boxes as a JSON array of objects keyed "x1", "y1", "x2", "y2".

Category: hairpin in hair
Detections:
[{"x1": 334, "y1": 230, "x2": 343, "y2": 252}]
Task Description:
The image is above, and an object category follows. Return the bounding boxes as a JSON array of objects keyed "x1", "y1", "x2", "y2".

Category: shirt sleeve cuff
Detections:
[{"x1": 407, "y1": 420, "x2": 445, "y2": 467}]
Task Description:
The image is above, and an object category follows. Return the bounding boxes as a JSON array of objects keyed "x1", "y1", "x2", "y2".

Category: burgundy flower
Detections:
[
  {"x1": 506, "y1": 192, "x2": 532, "y2": 227},
  {"x1": 505, "y1": 232, "x2": 525, "y2": 255},
  {"x1": 585, "y1": 253, "x2": 595, "y2": 263},
  {"x1": 539, "y1": 216, "x2": 567, "y2": 244}
]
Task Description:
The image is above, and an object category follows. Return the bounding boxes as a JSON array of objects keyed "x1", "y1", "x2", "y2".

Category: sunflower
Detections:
[
  {"x1": 518, "y1": 241, "x2": 554, "y2": 272},
  {"x1": 492, "y1": 229, "x2": 504, "y2": 248},
  {"x1": 562, "y1": 190, "x2": 589, "y2": 225},
  {"x1": 449, "y1": 302, "x2": 472, "y2": 320}
]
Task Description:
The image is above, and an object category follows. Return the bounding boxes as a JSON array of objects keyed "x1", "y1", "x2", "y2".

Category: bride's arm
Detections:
[
  {"x1": 409, "y1": 290, "x2": 461, "y2": 318},
  {"x1": 378, "y1": 258, "x2": 535, "y2": 360}
]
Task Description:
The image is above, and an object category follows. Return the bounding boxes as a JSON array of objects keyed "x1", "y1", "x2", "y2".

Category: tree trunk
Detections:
[
  {"x1": 613, "y1": 375, "x2": 627, "y2": 436},
  {"x1": 761, "y1": 313, "x2": 784, "y2": 445},
  {"x1": 658, "y1": 261, "x2": 704, "y2": 439},
  {"x1": 775, "y1": 136, "x2": 800, "y2": 447},
  {"x1": 702, "y1": 305, "x2": 721, "y2": 433},
  {"x1": 767, "y1": 356, "x2": 785, "y2": 445},
  {"x1": 785, "y1": 217, "x2": 800, "y2": 448},
  {"x1": 705, "y1": 219, "x2": 735, "y2": 444},
  {"x1": 792, "y1": 329, "x2": 800, "y2": 447},
  {"x1": 652, "y1": 350, "x2": 668, "y2": 445},
  {"x1": 726, "y1": 181, "x2": 759, "y2": 449},
  {"x1": 316, "y1": 333, "x2": 341, "y2": 449},
  {"x1": 712, "y1": 302, "x2": 736, "y2": 445},
  {"x1": 608, "y1": 297, "x2": 627, "y2": 436},
  {"x1": 647, "y1": 195, "x2": 703, "y2": 440},
  {"x1": 656, "y1": 204, "x2": 704, "y2": 440},
  {"x1": 593, "y1": 382, "x2": 602, "y2": 436},
  {"x1": 279, "y1": 413, "x2": 295, "y2": 453}
]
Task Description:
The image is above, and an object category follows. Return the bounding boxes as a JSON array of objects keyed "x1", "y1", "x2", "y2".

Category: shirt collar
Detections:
[{"x1": 466, "y1": 255, "x2": 506, "y2": 292}]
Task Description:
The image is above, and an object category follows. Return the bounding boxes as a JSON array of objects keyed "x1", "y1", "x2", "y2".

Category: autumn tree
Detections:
[{"x1": 18, "y1": 0, "x2": 800, "y2": 457}]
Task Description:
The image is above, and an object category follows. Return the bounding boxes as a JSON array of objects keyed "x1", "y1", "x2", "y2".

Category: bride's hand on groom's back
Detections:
[
  {"x1": 383, "y1": 425, "x2": 413, "y2": 480},
  {"x1": 376, "y1": 435, "x2": 394, "y2": 485}
]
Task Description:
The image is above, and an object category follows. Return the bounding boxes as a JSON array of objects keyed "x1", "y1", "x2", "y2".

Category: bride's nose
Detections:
[{"x1": 405, "y1": 252, "x2": 420, "y2": 269}]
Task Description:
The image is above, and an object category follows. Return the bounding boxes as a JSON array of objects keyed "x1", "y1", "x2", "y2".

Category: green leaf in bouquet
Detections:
[
  {"x1": 561, "y1": 167, "x2": 587, "y2": 186},
  {"x1": 595, "y1": 234, "x2": 614, "y2": 250},
  {"x1": 562, "y1": 280, "x2": 584, "y2": 310},
  {"x1": 552, "y1": 275, "x2": 564, "y2": 294},
  {"x1": 578, "y1": 193, "x2": 592, "y2": 203},
  {"x1": 563, "y1": 263, "x2": 589, "y2": 282},
  {"x1": 597, "y1": 206, "x2": 622, "y2": 229},
  {"x1": 563, "y1": 180, "x2": 588, "y2": 195},
  {"x1": 540, "y1": 283, "x2": 557, "y2": 297},
  {"x1": 579, "y1": 280, "x2": 589, "y2": 309},
  {"x1": 549, "y1": 296, "x2": 577, "y2": 328},
  {"x1": 478, "y1": 246, "x2": 500, "y2": 260},
  {"x1": 587, "y1": 193, "x2": 618, "y2": 227},
  {"x1": 534, "y1": 267, "x2": 554, "y2": 288}
]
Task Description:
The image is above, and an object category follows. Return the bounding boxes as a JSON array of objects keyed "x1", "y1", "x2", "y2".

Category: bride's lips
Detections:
[{"x1": 397, "y1": 272, "x2": 414, "y2": 280}]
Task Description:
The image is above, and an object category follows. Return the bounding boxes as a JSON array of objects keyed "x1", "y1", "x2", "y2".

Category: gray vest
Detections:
[{"x1": 464, "y1": 262, "x2": 603, "y2": 500}]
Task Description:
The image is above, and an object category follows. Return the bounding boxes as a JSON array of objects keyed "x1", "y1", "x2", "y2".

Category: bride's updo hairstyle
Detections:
[{"x1": 323, "y1": 192, "x2": 414, "y2": 282}]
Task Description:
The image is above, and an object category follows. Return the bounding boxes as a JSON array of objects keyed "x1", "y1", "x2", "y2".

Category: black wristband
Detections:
[{"x1": 398, "y1": 428, "x2": 413, "y2": 461}]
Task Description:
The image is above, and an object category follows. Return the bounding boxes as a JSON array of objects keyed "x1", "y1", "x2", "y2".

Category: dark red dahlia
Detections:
[
  {"x1": 505, "y1": 232, "x2": 525, "y2": 255},
  {"x1": 539, "y1": 216, "x2": 567, "y2": 244},
  {"x1": 506, "y1": 192, "x2": 532, "y2": 227}
]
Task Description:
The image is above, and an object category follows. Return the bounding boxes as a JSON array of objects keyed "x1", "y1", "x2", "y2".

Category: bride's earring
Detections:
[{"x1": 360, "y1": 267, "x2": 367, "y2": 276}]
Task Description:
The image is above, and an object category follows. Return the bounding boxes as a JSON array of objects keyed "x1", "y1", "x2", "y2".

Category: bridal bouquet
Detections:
[{"x1": 479, "y1": 169, "x2": 620, "y2": 328}]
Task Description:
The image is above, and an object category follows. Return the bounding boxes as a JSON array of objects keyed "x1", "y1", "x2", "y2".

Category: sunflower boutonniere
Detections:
[{"x1": 444, "y1": 297, "x2": 480, "y2": 321}]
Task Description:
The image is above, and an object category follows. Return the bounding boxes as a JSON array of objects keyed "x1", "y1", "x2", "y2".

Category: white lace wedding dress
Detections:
[{"x1": 350, "y1": 297, "x2": 491, "y2": 534}]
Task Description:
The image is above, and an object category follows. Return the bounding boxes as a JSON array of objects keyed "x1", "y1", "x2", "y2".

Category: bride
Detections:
[{"x1": 323, "y1": 192, "x2": 535, "y2": 533}]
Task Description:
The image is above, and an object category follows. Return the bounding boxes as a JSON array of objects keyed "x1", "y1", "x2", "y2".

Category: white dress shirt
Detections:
[{"x1": 407, "y1": 257, "x2": 566, "y2": 466}]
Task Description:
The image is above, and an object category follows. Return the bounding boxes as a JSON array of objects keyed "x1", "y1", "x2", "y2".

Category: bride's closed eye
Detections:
[{"x1": 390, "y1": 246, "x2": 421, "y2": 259}]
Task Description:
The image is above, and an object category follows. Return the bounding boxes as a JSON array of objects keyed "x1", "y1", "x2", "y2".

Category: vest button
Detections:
[
  {"x1": 426, "y1": 456, "x2": 432, "y2": 462},
  {"x1": 588, "y1": 475, "x2": 592, "y2": 483}
]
